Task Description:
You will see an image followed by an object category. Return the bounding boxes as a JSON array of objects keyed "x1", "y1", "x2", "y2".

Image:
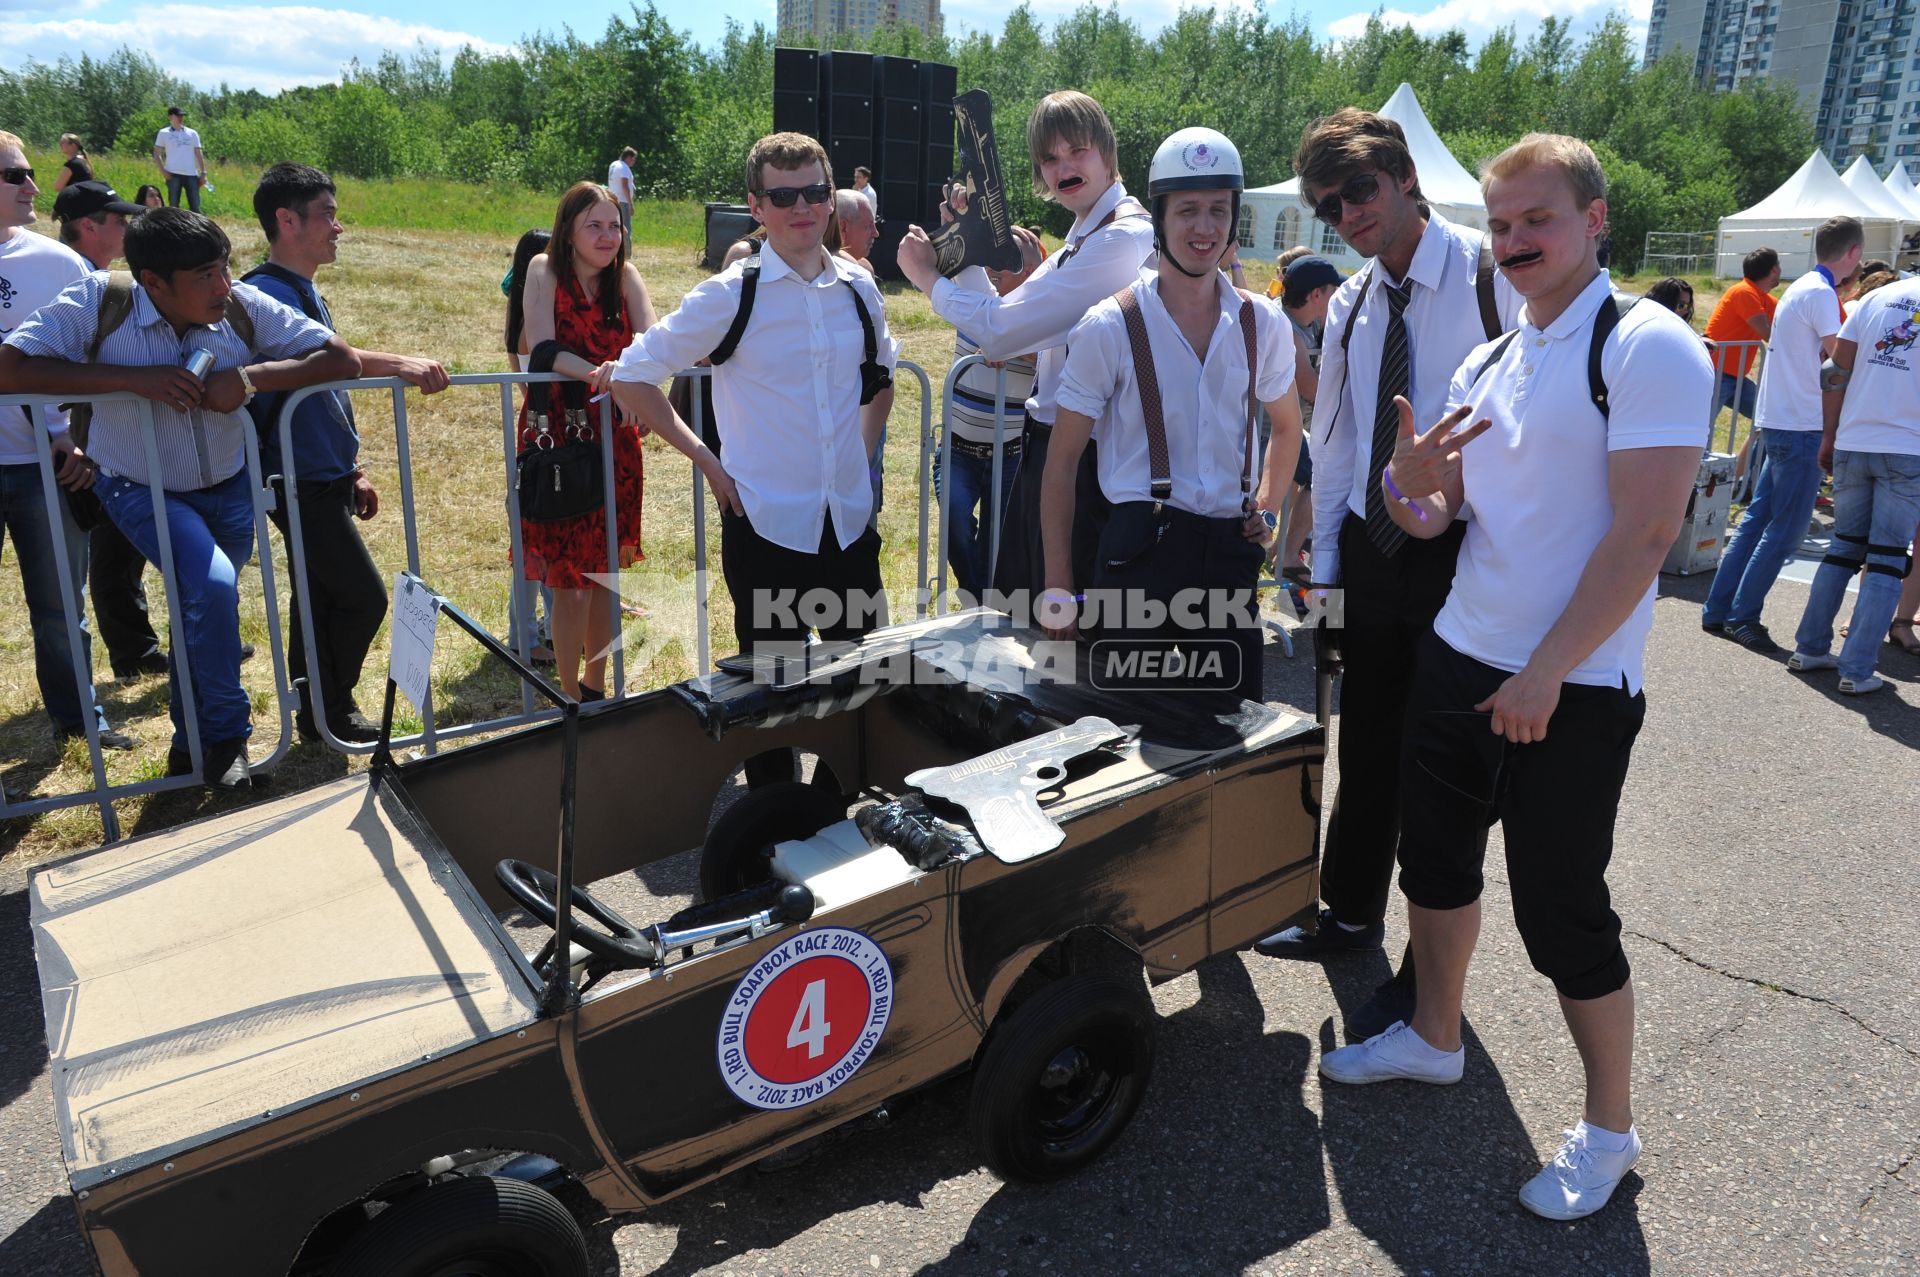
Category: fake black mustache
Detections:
[
  {"x1": 1056, "y1": 174, "x2": 1085, "y2": 191},
  {"x1": 1499, "y1": 250, "x2": 1543, "y2": 270}
]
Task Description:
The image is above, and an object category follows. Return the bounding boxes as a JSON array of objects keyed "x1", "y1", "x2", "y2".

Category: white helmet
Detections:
[
  {"x1": 1147, "y1": 127, "x2": 1244, "y2": 277},
  {"x1": 1147, "y1": 127, "x2": 1245, "y2": 198}
]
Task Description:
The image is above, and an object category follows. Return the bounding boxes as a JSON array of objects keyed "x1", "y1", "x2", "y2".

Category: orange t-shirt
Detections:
[{"x1": 1704, "y1": 278, "x2": 1778, "y2": 377}]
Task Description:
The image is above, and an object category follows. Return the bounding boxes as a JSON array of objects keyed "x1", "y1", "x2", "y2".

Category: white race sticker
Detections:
[{"x1": 717, "y1": 927, "x2": 893, "y2": 1111}]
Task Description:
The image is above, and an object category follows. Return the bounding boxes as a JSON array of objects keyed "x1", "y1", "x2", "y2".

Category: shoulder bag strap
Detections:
[
  {"x1": 67, "y1": 271, "x2": 138, "y2": 450},
  {"x1": 1115, "y1": 286, "x2": 1172, "y2": 503},
  {"x1": 1588, "y1": 294, "x2": 1639, "y2": 418},
  {"x1": 1317, "y1": 263, "x2": 1374, "y2": 446},
  {"x1": 708, "y1": 259, "x2": 759, "y2": 366},
  {"x1": 1237, "y1": 288, "x2": 1259, "y2": 515}
]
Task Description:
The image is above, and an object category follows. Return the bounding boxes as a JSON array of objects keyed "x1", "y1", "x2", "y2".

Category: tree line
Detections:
[{"x1": 0, "y1": 4, "x2": 1814, "y2": 270}]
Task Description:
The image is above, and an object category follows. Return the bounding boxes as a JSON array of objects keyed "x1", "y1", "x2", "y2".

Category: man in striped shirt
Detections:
[{"x1": 1, "y1": 209, "x2": 357, "y2": 788}]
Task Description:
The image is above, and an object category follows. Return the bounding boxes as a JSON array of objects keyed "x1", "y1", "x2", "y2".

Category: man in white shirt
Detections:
[
  {"x1": 607, "y1": 147, "x2": 636, "y2": 246},
  {"x1": 1785, "y1": 276, "x2": 1920, "y2": 692},
  {"x1": 851, "y1": 167, "x2": 878, "y2": 220},
  {"x1": 897, "y1": 90, "x2": 1157, "y2": 602},
  {"x1": 152, "y1": 107, "x2": 207, "y2": 213},
  {"x1": 1318, "y1": 133, "x2": 1712, "y2": 1222},
  {"x1": 601, "y1": 132, "x2": 893, "y2": 680},
  {"x1": 1703, "y1": 216, "x2": 1863, "y2": 652},
  {"x1": 0, "y1": 131, "x2": 134, "y2": 752},
  {"x1": 1040, "y1": 128, "x2": 1300, "y2": 704},
  {"x1": 1252, "y1": 109, "x2": 1520, "y2": 1044}
]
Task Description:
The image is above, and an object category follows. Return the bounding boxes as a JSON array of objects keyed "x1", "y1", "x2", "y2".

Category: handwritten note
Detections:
[{"x1": 390, "y1": 573, "x2": 439, "y2": 713}]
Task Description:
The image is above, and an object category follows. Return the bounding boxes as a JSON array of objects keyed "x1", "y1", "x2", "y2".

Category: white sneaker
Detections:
[
  {"x1": 1318, "y1": 1020, "x2": 1464, "y2": 1086},
  {"x1": 1839, "y1": 674, "x2": 1886, "y2": 695},
  {"x1": 1786, "y1": 650, "x2": 1838, "y2": 672},
  {"x1": 1518, "y1": 1122, "x2": 1642, "y2": 1220}
]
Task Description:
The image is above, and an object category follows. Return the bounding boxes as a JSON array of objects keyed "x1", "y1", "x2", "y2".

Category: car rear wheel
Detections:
[
  {"x1": 969, "y1": 972, "x2": 1155, "y2": 1182},
  {"x1": 325, "y1": 1175, "x2": 588, "y2": 1277},
  {"x1": 700, "y1": 780, "x2": 846, "y2": 900}
]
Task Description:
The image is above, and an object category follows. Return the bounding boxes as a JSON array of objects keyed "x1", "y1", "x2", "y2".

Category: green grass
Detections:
[{"x1": 26, "y1": 147, "x2": 704, "y2": 246}]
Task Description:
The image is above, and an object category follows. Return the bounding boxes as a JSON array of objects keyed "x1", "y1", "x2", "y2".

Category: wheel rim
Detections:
[{"x1": 1031, "y1": 1029, "x2": 1132, "y2": 1156}]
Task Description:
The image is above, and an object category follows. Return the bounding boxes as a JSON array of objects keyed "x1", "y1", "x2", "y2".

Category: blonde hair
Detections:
[
  {"x1": 745, "y1": 132, "x2": 832, "y2": 196},
  {"x1": 0, "y1": 131, "x2": 24, "y2": 156},
  {"x1": 1276, "y1": 245, "x2": 1313, "y2": 273},
  {"x1": 1479, "y1": 133, "x2": 1607, "y2": 209},
  {"x1": 60, "y1": 132, "x2": 86, "y2": 157},
  {"x1": 1026, "y1": 91, "x2": 1118, "y2": 200}
]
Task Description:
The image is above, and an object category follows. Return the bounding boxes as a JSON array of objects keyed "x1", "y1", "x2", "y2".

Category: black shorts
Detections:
[{"x1": 1397, "y1": 632, "x2": 1645, "y2": 1000}]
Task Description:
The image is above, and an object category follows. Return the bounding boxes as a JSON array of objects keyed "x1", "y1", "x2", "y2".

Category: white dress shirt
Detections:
[
  {"x1": 928, "y1": 180, "x2": 1156, "y2": 427},
  {"x1": 1435, "y1": 271, "x2": 1713, "y2": 693},
  {"x1": 611, "y1": 245, "x2": 895, "y2": 553},
  {"x1": 1308, "y1": 211, "x2": 1523, "y2": 583},
  {"x1": 1057, "y1": 274, "x2": 1296, "y2": 519}
]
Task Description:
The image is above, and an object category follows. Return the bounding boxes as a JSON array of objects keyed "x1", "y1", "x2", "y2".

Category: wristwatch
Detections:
[
  {"x1": 1258, "y1": 509, "x2": 1278, "y2": 532},
  {"x1": 236, "y1": 364, "x2": 256, "y2": 405}
]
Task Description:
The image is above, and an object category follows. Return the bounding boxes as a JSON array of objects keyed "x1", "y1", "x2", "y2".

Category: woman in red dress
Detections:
[{"x1": 518, "y1": 182, "x2": 659, "y2": 699}]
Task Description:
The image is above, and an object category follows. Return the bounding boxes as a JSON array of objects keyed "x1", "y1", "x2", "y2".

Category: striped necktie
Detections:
[{"x1": 1364, "y1": 280, "x2": 1412, "y2": 556}]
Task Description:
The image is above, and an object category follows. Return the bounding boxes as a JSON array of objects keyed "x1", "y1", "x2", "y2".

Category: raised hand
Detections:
[{"x1": 1386, "y1": 395, "x2": 1492, "y2": 500}]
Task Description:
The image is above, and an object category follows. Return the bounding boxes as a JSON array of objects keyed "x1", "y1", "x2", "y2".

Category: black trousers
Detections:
[
  {"x1": 719, "y1": 510, "x2": 886, "y2": 656},
  {"x1": 90, "y1": 520, "x2": 162, "y2": 672},
  {"x1": 1398, "y1": 632, "x2": 1643, "y2": 1000},
  {"x1": 268, "y1": 477, "x2": 388, "y2": 721},
  {"x1": 989, "y1": 415, "x2": 1108, "y2": 601},
  {"x1": 1319, "y1": 511, "x2": 1467, "y2": 927},
  {"x1": 1088, "y1": 504, "x2": 1266, "y2": 703}
]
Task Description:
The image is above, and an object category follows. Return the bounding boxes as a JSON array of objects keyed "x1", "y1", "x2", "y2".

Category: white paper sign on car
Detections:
[{"x1": 390, "y1": 573, "x2": 439, "y2": 713}]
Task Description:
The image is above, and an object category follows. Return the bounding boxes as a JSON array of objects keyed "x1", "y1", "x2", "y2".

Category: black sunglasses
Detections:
[
  {"x1": 1310, "y1": 172, "x2": 1383, "y2": 227},
  {"x1": 1, "y1": 166, "x2": 35, "y2": 186},
  {"x1": 760, "y1": 183, "x2": 832, "y2": 209}
]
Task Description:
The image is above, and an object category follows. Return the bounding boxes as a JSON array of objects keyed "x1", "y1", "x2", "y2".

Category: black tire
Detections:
[
  {"x1": 701, "y1": 780, "x2": 846, "y2": 900},
  {"x1": 969, "y1": 971, "x2": 1156, "y2": 1183},
  {"x1": 326, "y1": 1175, "x2": 588, "y2": 1277}
]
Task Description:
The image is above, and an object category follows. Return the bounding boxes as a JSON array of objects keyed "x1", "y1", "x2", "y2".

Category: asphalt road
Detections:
[{"x1": 1, "y1": 571, "x2": 1915, "y2": 1276}]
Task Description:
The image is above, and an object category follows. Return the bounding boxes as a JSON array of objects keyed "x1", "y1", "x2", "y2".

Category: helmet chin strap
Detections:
[{"x1": 1153, "y1": 192, "x2": 1238, "y2": 280}]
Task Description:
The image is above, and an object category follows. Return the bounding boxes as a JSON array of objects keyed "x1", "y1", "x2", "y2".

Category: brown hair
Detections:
[
  {"x1": 1480, "y1": 133, "x2": 1607, "y2": 209},
  {"x1": 1853, "y1": 269, "x2": 1898, "y2": 300},
  {"x1": 59, "y1": 132, "x2": 87, "y2": 157},
  {"x1": 1814, "y1": 216, "x2": 1865, "y2": 261},
  {"x1": 547, "y1": 182, "x2": 628, "y2": 328},
  {"x1": 1026, "y1": 91, "x2": 1119, "y2": 200},
  {"x1": 745, "y1": 132, "x2": 832, "y2": 196},
  {"x1": 1293, "y1": 109, "x2": 1425, "y2": 206}
]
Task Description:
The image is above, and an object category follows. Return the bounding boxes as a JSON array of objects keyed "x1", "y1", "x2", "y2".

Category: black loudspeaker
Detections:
[
  {"x1": 828, "y1": 137, "x2": 871, "y2": 186},
  {"x1": 877, "y1": 54, "x2": 921, "y2": 99},
  {"x1": 775, "y1": 47, "x2": 819, "y2": 92},
  {"x1": 773, "y1": 90, "x2": 818, "y2": 136},
  {"x1": 920, "y1": 60, "x2": 957, "y2": 105},
  {"x1": 702, "y1": 203, "x2": 756, "y2": 269},
  {"x1": 880, "y1": 96, "x2": 922, "y2": 144},
  {"x1": 825, "y1": 93, "x2": 872, "y2": 139},
  {"x1": 881, "y1": 180, "x2": 921, "y2": 225}
]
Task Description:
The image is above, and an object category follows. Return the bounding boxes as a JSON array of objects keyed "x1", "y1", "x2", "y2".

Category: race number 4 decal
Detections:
[{"x1": 718, "y1": 927, "x2": 893, "y2": 1110}]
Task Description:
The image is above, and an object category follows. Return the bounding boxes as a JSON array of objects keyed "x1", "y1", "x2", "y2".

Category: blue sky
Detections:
[{"x1": 2, "y1": 0, "x2": 1651, "y2": 95}]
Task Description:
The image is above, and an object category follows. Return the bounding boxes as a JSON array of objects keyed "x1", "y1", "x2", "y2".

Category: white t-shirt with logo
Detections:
[
  {"x1": 0, "y1": 230, "x2": 89, "y2": 462},
  {"x1": 1434, "y1": 272, "x2": 1714, "y2": 693},
  {"x1": 1837, "y1": 277, "x2": 1920, "y2": 458},
  {"x1": 607, "y1": 159, "x2": 634, "y2": 204},
  {"x1": 155, "y1": 125, "x2": 202, "y2": 176},
  {"x1": 1755, "y1": 268, "x2": 1842, "y2": 432}
]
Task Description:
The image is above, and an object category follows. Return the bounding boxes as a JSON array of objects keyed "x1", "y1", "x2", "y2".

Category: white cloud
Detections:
[
  {"x1": 1326, "y1": 0, "x2": 1650, "y2": 50},
  {"x1": 940, "y1": 0, "x2": 1259, "y2": 38},
  {"x1": 1, "y1": 5, "x2": 515, "y2": 93}
]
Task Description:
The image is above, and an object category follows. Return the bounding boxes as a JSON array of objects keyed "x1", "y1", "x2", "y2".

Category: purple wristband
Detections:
[{"x1": 1382, "y1": 468, "x2": 1431, "y2": 522}]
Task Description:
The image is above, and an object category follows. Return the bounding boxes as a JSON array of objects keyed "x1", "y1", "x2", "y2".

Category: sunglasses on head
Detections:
[
  {"x1": 1, "y1": 166, "x2": 35, "y2": 186},
  {"x1": 760, "y1": 183, "x2": 832, "y2": 209},
  {"x1": 1310, "y1": 171, "x2": 1383, "y2": 226}
]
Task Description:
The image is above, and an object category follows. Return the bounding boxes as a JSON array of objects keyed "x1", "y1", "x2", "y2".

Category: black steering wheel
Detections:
[{"x1": 495, "y1": 860, "x2": 659, "y2": 969}]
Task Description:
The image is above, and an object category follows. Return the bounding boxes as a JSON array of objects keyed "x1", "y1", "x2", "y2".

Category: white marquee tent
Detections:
[
  {"x1": 1239, "y1": 82, "x2": 1485, "y2": 265},
  {"x1": 1882, "y1": 161, "x2": 1920, "y2": 220},
  {"x1": 1715, "y1": 150, "x2": 1904, "y2": 277},
  {"x1": 1841, "y1": 155, "x2": 1918, "y2": 228}
]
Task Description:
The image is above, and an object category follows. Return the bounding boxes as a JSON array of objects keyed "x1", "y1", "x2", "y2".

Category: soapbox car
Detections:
[{"x1": 30, "y1": 599, "x2": 1323, "y2": 1276}]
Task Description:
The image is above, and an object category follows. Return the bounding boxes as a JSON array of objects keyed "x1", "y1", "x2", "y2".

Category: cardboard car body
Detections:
[{"x1": 31, "y1": 608, "x2": 1323, "y2": 1276}]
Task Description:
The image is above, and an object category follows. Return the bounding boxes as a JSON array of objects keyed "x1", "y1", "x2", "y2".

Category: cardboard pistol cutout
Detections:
[
  {"x1": 906, "y1": 716, "x2": 1129, "y2": 863},
  {"x1": 928, "y1": 90, "x2": 1024, "y2": 277}
]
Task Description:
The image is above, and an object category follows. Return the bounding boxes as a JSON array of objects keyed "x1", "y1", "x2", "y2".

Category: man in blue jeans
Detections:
[
  {"x1": 0, "y1": 130, "x2": 133, "y2": 754},
  {"x1": 1786, "y1": 274, "x2": 1920, "y2": 694},
  {"x1": 1703, "y1": 216, "x2": 1863, "y2": 652},
  {"x1": 1, "y1": 209, "x2": 357, "y2": 788}
]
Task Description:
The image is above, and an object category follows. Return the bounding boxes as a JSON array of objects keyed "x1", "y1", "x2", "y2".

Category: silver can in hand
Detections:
[{"x1": 183, "y1": 349, "x2": 216, "y2": 381}]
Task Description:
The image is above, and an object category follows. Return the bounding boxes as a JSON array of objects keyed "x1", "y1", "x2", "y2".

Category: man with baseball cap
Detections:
[{"x1": 52, "y1": 181, "x2": 142, "y2": 271}]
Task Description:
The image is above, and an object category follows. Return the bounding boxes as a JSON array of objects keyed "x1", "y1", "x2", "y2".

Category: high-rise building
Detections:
[
  {"x1": 778, "y1": 0, "x2": 942, "y2": 39},
  {"x1": 1645, "y1": 0, "x2": 1920, "y2": 171}
]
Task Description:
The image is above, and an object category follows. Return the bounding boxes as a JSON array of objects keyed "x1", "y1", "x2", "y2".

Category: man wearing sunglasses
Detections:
[
  {"x1": 599, "y1": 132, "x2": 895, "y2": 691},
  {"x1": 1252, "y1": 109, "x2": 1520, "y2": 1042},
  {"x1": 0, "y1": 131, "x2": 135, "y2": 755}
]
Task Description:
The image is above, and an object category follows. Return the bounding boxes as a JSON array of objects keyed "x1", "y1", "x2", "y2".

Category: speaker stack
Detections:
[{"x1": 755, "y1": 45, "x2": 959, "y2": 279}]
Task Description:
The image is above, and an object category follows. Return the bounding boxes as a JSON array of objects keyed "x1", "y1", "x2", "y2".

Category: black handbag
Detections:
[{"x1": 516, "y1": 346, "x2": 605, "y2": 524}]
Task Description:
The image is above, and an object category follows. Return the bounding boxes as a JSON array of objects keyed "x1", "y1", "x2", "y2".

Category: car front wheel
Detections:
[
  {"x1": 969, "y1": 971, "x2": 1156, "y2": 1182},
  {"x1": 325, "y1": 1175, "x2": 588, "y2": 1277}
]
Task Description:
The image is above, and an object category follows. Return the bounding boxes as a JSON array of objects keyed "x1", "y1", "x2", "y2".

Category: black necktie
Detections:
[{"x1": 1364, "y1": 281, "x2": 1412, "y2": 556}]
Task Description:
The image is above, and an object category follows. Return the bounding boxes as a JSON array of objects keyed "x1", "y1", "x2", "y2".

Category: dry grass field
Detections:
[{"x1": 0, "y1": 202, "x2": 1719, "y2": 860}]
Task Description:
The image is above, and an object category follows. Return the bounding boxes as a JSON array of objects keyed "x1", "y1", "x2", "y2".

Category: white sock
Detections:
[
  {"x1": 1576, "y1": 1119, "x2": 1634, "y2": 1152},
  {"x1": 1334, "y1": 919, "x2": 1367, "y2": 932}
]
